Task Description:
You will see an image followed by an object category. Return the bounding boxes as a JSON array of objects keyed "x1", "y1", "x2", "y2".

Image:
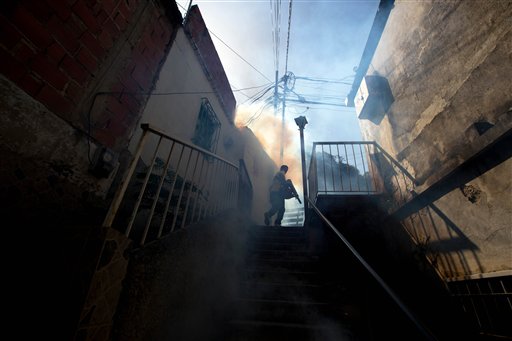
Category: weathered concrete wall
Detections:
[
  {"x1": 75, "y1": 228, "x2": 132, "y2": 340},
  {"x1": 112, "y1": 210, "x2": 249, "y2": 341},
  {"x1": 0, "y1": 74, "x2": 113, "y2": 214},
  {"x1": 358, "y1": 1, "x2": 512, "y2": 279}
]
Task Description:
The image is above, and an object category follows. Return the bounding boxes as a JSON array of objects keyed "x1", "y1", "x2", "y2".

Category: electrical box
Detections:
[
  {"x1": 354, "y1": 75, "x2": 394, "y2": 122},
  {"x1": 90, "y1": 146, "x2": 118, "y2": 178}
]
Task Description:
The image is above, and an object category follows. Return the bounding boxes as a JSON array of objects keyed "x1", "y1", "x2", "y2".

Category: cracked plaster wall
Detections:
[{"x1": 359, "y1": 1, "x2": 512, "y2": 279}]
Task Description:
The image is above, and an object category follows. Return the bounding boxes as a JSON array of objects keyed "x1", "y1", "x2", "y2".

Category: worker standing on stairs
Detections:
[{"x1": 264, "y1": 165, "x2": 290, "y2": 226}]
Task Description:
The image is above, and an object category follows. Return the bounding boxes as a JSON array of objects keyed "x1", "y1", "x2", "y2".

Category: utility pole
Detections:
[
  {"x1": 280, "y1": 80, "x2": 287, "y2": 164},
  {"x1": 274, "y1": 70, "x2": 286, "y2": 165},
  {"x1": 273, "y1": 71, "x2": 279, "y2": 119},
  {"x1": 294, "y1": 115, "x2": 308, "y2": 222}
]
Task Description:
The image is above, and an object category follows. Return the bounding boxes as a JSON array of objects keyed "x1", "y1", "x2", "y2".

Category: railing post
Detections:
[
  {"x1": 125, "y1": 136, "x2": 163, "y2": 237},
  {"x1": 171, "y1": 148, "x2": 193, "y2": 232},
  {"x1": 190, "y1": 154, "x2": 206, "y2": 224},
  {"x1": 141, "y1": 140, "x2": 176, "y2": 245},
  {"x1": 157, "y1": 145, "x2": 185, "y2": 238},
  {"x1": 103, "y1": 128, "x2": 150, "y2": 228},
  {"x1": 180, "y1": 150, "x2": 201, "y2": 229}
]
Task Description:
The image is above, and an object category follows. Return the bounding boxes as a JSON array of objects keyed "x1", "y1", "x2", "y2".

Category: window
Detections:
[{"x1": 192, "y1": 98, "x2": 221, "y2": 152}]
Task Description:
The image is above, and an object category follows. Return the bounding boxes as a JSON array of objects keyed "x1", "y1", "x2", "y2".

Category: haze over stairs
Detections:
[{"x1": 226, "y1": 225, "x2": 365, "y2": 340}]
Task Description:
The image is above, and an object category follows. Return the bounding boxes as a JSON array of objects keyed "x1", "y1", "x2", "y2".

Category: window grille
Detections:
[{"x1": 192, "y1": 98, "x2": 221, "y2": 153}]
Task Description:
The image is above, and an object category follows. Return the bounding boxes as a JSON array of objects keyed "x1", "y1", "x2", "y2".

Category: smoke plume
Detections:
[{"x1": 235, "y1": 104, "x2": 303, "y2": 193}]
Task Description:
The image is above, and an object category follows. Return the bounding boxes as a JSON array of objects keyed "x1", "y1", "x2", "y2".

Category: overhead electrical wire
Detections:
[
  {"x1": 284, "y1": 0, "x2": 293, "y2": 75},
  {"x1": 208, "y1": 30, "x2": 272, "y2": 83},
  {"x1": 240, "y1": 82, "x2": 277, "y2": 105},
  {"x1": 177, "y1": 1, "x2": 272, "y2": 83},
  {"x1": 231, "y1": 82, "x2": 275, "y2": 99},
  {"x1": 242, "y1": 100, "x2": 276, "y2": 127},
  {"x1": 240, "y1": 86, "x2": 271, "y2": 105},
  {"x1": 295, "y1": 76, "x2": 353, "y2": 85},
  {"x1": 239, "y1": 76, "x2": 287, "y2": 106},
  {"x1": 177, "y1": 1, "x2": 354, "y2": 128},
  {"x1": 270, "y1": 0, "x2": 281, "y2": 73},
  {"x1": 297, "y1": 84, "x2": 350, "y2": 93},
  {"x1": 295, "y1": 75, "x2": 355, "y2": 82},
  {"x1": 284, "y1": 98, "x2": 347, "y2": 107},
  {"x1": 249, "y1": 85, "x2": 278, "y2": 104},
  {"x1": 290, "y1": 103, "x2": 355, "y2": 113}
]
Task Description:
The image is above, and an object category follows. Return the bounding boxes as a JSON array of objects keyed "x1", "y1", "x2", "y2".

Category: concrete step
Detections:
[
  {"x1": 233, "y1": 298, "x2": 360, "y2": 326},
  {"x1": 245, "y1": 257, "x2": 320, "y2": 272},
  {"x1": 226, "y1": 319, "x2": 356, "y2": 341},
  {"x1": 249, "y1": 226, "x2": 306, "y2": 238},
  {"x1": 248, "y1": 241, "x2": 308, "y2": 252},
  {"x1": 242, "y1": 268, "x2": 324, "y2": 286},
  {"x1": 248, "y1": 234, "x2": 307, "y2": 245},
  {"x1": 239, "y1": 281, "x2": 329, "y2": 302},
  {"x1": 246, "y1": 249, "x2": 312, "y2": 262}
]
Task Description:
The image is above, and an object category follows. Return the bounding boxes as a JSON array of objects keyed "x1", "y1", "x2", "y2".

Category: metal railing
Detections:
[
  {"x1": 306, "y1": 141, "x2": 512, "y2": 338},
  {"x1": 308, "y1": 142, "x2": 379, "y2": 198},
  {"x1": 308, "y1": 141, "x2": 417, "y2": 205},
  {"x1": 281, "y1": 207, "x2": 305, "y2": 226},
  {"x1": 448, "y1": 275, "x2": 512, "y2": 338},
  {"x1": 306, "y1": 197, "x2": 438, "y2": 341},
  {"x1": 103, "y1": 123, "x2": 239, "y2": 245}
]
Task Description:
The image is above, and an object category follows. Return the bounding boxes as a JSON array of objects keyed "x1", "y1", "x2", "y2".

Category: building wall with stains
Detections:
[
  {"x1": 357, "y1": 1, "x2": 511, "y2": 279},
  {"x1": 129, "y1": 27, "x2": 242, "y2": 164}
]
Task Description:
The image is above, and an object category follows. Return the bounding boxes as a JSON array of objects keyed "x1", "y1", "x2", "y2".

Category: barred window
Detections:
[{"x1": 192, "y1": 98, "x2": 221, "y2": 152}]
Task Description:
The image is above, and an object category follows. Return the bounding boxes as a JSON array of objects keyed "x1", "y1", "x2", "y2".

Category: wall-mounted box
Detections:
[{"x1": 354, "y1": 75, "x2": 394, "y2": 122}]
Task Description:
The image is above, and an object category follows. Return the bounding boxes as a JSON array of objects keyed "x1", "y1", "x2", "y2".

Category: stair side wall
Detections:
[{"x1": 357, "y1": 0, "x2": 512, "y2": 279}]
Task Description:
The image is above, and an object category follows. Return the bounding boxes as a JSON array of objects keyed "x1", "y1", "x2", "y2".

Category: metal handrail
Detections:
[
  {"x1": 142, "y1": 124, "x2": 238, "y2": 169},
  {"x1": 306, "y1": 196, "x2": 438, "y2": 341},
  {"x1": 373, "y1": 142, "x2": 416, "y2": 183},
  {"x1": 103, "y1": 123, "x2": 239, "y2": 245}
]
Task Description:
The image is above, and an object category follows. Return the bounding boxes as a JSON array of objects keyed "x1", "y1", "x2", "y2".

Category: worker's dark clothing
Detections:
[{"x1": 264, "y1": 171, "x2": 287, "y2": 225}]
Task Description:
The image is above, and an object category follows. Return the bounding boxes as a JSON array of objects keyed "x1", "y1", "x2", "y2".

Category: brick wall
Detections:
[
  {"x1": 0, "y1": 2, "x2": 183, "y2": 339},
  {"x1": 0, "y1": 0, "x2": 182, "y2": 149}
]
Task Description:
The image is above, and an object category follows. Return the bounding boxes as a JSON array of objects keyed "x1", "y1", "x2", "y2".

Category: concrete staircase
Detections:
[{"x1": 226, "y1": 225, "x2": 365, "y2": 341}]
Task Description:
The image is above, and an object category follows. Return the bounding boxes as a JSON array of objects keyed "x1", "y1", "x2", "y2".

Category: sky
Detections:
[{"x1": 175, "y1": 0, "x2": 379, "y2": 193}]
